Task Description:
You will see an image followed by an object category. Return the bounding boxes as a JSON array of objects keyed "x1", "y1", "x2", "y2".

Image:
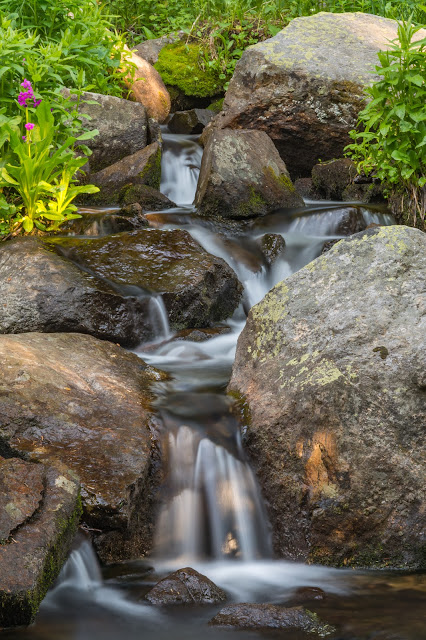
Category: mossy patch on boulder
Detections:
[{"x1": 155, "y1": 42, "x2": 223, "y2": 98}]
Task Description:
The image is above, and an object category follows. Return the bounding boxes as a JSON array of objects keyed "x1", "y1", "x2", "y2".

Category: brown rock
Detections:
[
  {"x1": 47, "y1": 230, "x2": 243, "y2": 330},
  {"x1": 0, "y1": 332, "x2": 165, "y2": 563},
  {"x1": 311, "y1": 158, "x2": 357, "y2": 200},
  {"x1": 209, "y1": 604, "x2": 334, "y2": 635},
  {"x1": 124, "y1": 48, "x2": 171, "y2": 123},
  {"x1": 168, "y1": 109, "x2": 215, "y2": 134},
  {"x1": 194, "y1": 128, "x2": 304, "y2": 219},
  {"x1": 0, "y1": 458, "x2": 80, "y2": 627},
  {"x1": 82, "y1": 143, "x2": 162, "y2": 205},
  {"x1": 146, "y1": 567, "x2": 227, "y2": 605},
  {"x1": 259, "y1": 233, "x2": 286, "y2": 267}
]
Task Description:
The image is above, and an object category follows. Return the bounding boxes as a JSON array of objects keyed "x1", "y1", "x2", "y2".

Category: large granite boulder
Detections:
[
  {"x1": 47, "y1": 230, "x2": 243, "y2": 329},
  {"x1": 229, "y1": 226, "x2": 426, "y2": 568},
  {"x1": 194, "y1": 129, "x2": 303, "y2": 219},
  {"x1": 63, "y1": 90, "x2": 148, "y2": 173},
  {"x1": 0, "y1": 333, "x2": 165, "y2": 563},
  {"x1": 0, "y1": 457, "x2": 80, "y2": 627},
  {"x1": 145, "y1": 567, "x2": 226, "y2": 605},
  {"x1": 123, "y1": 48, "x2": 171, "y2": 123},
  {"x1": 210, "y1": 604, "x2": 334, "y2": 635},
  {"x1": 0, "y1": 237, "x2": 152, "y2": 346},
  {"x1": 215, "y1": 13, "x2": 426, "y2": 177}
]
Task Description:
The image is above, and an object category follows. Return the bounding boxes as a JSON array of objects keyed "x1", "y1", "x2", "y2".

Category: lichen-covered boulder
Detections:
[
  {"x1": 81, "y1": 142, "x2": 162, "y2": 205},
  {"x1": 209, "y1": 604, "x2": 334, "y2": 635},
  {"x1": 62, "y1": 90, "x2": 148, "y2": 173},
  {"x1": 0, "y1": 457, "x2": 80, "y2": 627},
  {"x1": 0, "y1": 332, "x2": 165, "y2": 564},
  {"x1": 194, "y1": 129, "x2": 304, "y2": 219},
  {"x1": 47, "y1": 230, "x2": 243, "y2": 330},
  {"x1": 215, "y1": 13, "x2": 426, "y2": 177},
  {"x1": 124, "y1": 48, "x2": 171, "y2": 123},
  {"x1": 146, "y1": 567, "x2": 226, "y2": 605},
  {"x1": 229, "y1": 226, "x2": 426, "y2": 568}
]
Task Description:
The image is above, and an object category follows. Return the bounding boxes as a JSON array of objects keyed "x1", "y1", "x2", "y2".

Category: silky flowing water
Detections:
[{"x1": 3, "y1": 130, "x2": 425, "y2": 640}]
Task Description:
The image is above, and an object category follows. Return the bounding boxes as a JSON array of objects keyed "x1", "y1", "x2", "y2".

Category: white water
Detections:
[{"x1": 160, "y1": 133, "x2": 203, "y2": 206}]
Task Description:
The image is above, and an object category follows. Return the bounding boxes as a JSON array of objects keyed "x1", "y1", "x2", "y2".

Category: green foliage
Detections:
[
  {"x1": 0, "y1": 98, "x2": 99, "y2": 237},
  {"x1": 346, "y1": 19, "x2": 426, "y2": 229},
  {"x1": 155, "y1": 42, "x2": 223, "y2": 97}
]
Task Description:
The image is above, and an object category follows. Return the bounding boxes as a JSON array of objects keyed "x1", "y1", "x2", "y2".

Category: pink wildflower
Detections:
[{"x1": 25, "y1": 123, "x2": 35, "y2": 131}]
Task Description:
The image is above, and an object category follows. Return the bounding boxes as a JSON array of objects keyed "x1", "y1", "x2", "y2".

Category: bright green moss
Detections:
[{"x1": 155, "y1": 42, "x2": 223, "y2": 98}]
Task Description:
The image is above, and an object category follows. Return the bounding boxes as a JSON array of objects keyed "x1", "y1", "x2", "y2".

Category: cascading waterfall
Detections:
[
  {"x1": 160, "y1": 132, "x2": 203, "y2": 206},
  {"x1": 155, "y1": 424, "x2": 271, "y2": 563}
]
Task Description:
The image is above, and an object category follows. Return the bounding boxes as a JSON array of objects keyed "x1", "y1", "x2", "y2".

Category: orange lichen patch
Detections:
[{"x1": 304, "y1": 431, "x2": 338, "y2": 499}]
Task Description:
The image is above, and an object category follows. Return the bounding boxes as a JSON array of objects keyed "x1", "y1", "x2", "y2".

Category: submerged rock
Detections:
[
  {"x1": 81, "y1": 142, "x2": 162, "y2": 205},
  {"x1": 215, "y1": 13, "x2": 426, "y2": 176},
  {"x1": 62, "y1": 90, "x2": 148, "y2": 173},
  {"x1": 47, "y1": 230, "x2": 243, "y2": 330},
  {"x1": 168, "y1": 109, "x2": 215, "y2": 135},
  {"x1": 209, "y1": 604, "x2": 334, "y2": 635},
  {"x1": 0, "y1": 237, "x2": 153, "y2": 346},
  {"x1": 229, "y1": 226, "x2": 426, "y2": 568},
  {"x1": 146, "y1": 567, "x2": 226, "y2": 605},
  {"x1": 0, "y1": 457, "x2": 80, "y2": 627},
  {"x1": 194, "y1": 129, "x2": 303, "y2": 219},
  {"x1": 0, "y1": 332, "x2": 165, "y2": 563}
]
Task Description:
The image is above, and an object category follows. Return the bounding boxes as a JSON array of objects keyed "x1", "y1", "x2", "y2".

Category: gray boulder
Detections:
[
  {"x1": 229, "y1": 226, "x2": 426, "y2": 568},
  {"x1": 0, "y1": 457, "x2": 80, "y2": 627},
  {"x1": 0, "y1": 332, "x2": 165, "y2": 564},
  {"x1": 194, "y1": 129, "x2": 304, "y2": 219},
  {"x1": 146, "y1": 567, "x2": 226, "y2": 605},
  {"x1": 0, "y1": 237, "x2": 153, "y2": 346},
  {"x1": 63, "y1": 89, "x2": 148, "y2": 173},
  {"x1": 215, "y1": 13, "x2": 426, "y2": 177}
]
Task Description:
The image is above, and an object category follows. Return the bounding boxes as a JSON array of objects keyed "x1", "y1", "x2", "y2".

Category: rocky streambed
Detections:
[{"x1": 1, "y1": 11, "x2": 425, "y2": 638}]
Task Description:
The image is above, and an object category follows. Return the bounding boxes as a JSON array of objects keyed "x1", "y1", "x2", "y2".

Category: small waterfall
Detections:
[
  {"x1": 147, "y1": 295, "x2": 172, "y2": 342},
  {"x1": 160, "y1": 133, "x2": 203, "y2": 206},
  {"x1": 155, "y1": 425, "x2": 271, "y2": 563},
  {"x1": 52, "y1": 538, "x2": 102, "y2": 593}
]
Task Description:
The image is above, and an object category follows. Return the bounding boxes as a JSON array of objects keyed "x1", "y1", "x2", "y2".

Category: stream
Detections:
[{"x1": 2, "y1": 130, "x2": 425, "y2": 640}]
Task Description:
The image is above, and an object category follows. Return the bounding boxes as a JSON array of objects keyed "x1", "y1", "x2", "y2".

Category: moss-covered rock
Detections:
[
  {"x1": 155, "y1": 42, "x2": 223, "y2": 98},
  {"x1": 195, "y1": 128, "x2": 304, "y2": 219},
  {"x1": 0, "y1": 458, "x2": 81, "y2": 627}
]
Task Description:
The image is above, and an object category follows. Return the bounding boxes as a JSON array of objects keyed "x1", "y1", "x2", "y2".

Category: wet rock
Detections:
[
  {"x1": 0, "y1": 332, "x2": 165, "y2": 564},
  {"x1": 229, "y1": 226, "x2": 426, "y2": 568},
  {"x1": 47, "y1": 230, "x2": 243, "y2": 330},
  {"x1": 209, "y1": 604, "x2": 334, "y2": 634},
  {"x1": 215, "y1": 14, "x2": 426, "y2": 177},
  {"x1": 334, "y1": 207, "x2": 367, "y2": 235},
  {"x1": 289, "y1": 587, "x2": 327, "y2": 605},
  {"x1": 259, "y1": 233, "x2": 286, "y2": 267},
  {"x1": 174, "y1": 327, "x2": 232, "y2": 342},
  {"x1": 65, "y1": 205, "x2": 149, "y2": 236},
  {"x1": 294, "y1": 177, "x2": 322, "y2": 200},
  {"x1": 119, "y1": 184, "x2": 177, "y2": 210},
  {"x1": 123, "y1": 48, "x2": 171, "y2": 123},
  {"x1": 0, "y1": 457, "x2": 80, "y2": 627},
  {"x1": 194, "y1": 129, "x2": 304, "y2": 219},
  {"x1": 0, "y1": 237, "x2": 154, "y2": 346},
  {"x1": 81, "y1": 143, "x2": 162, "y2": 205},
  {"x1": 311, "y1": 159, "x2": 357, "y2": 200},
  {"x1": 342, "y1": 182, "x2": 385, "y2": 203},
  {"x1": 146, "y1": 567, "x2": 226, "y2": 605},
  {"x1": 62, "y1": 90, "x2": 147, "y2": 173},
  {"x1": 168, "y1": 109, "x2": 215, "y2": 134}
]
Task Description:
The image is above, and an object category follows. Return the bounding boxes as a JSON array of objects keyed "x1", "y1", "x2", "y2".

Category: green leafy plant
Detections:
[
  {"x1": 346, "y1": 18, "x2": 426, "y2": 229},
  {"x1": 0, "y1": 82, "x2": 99, "y2": 237}
]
